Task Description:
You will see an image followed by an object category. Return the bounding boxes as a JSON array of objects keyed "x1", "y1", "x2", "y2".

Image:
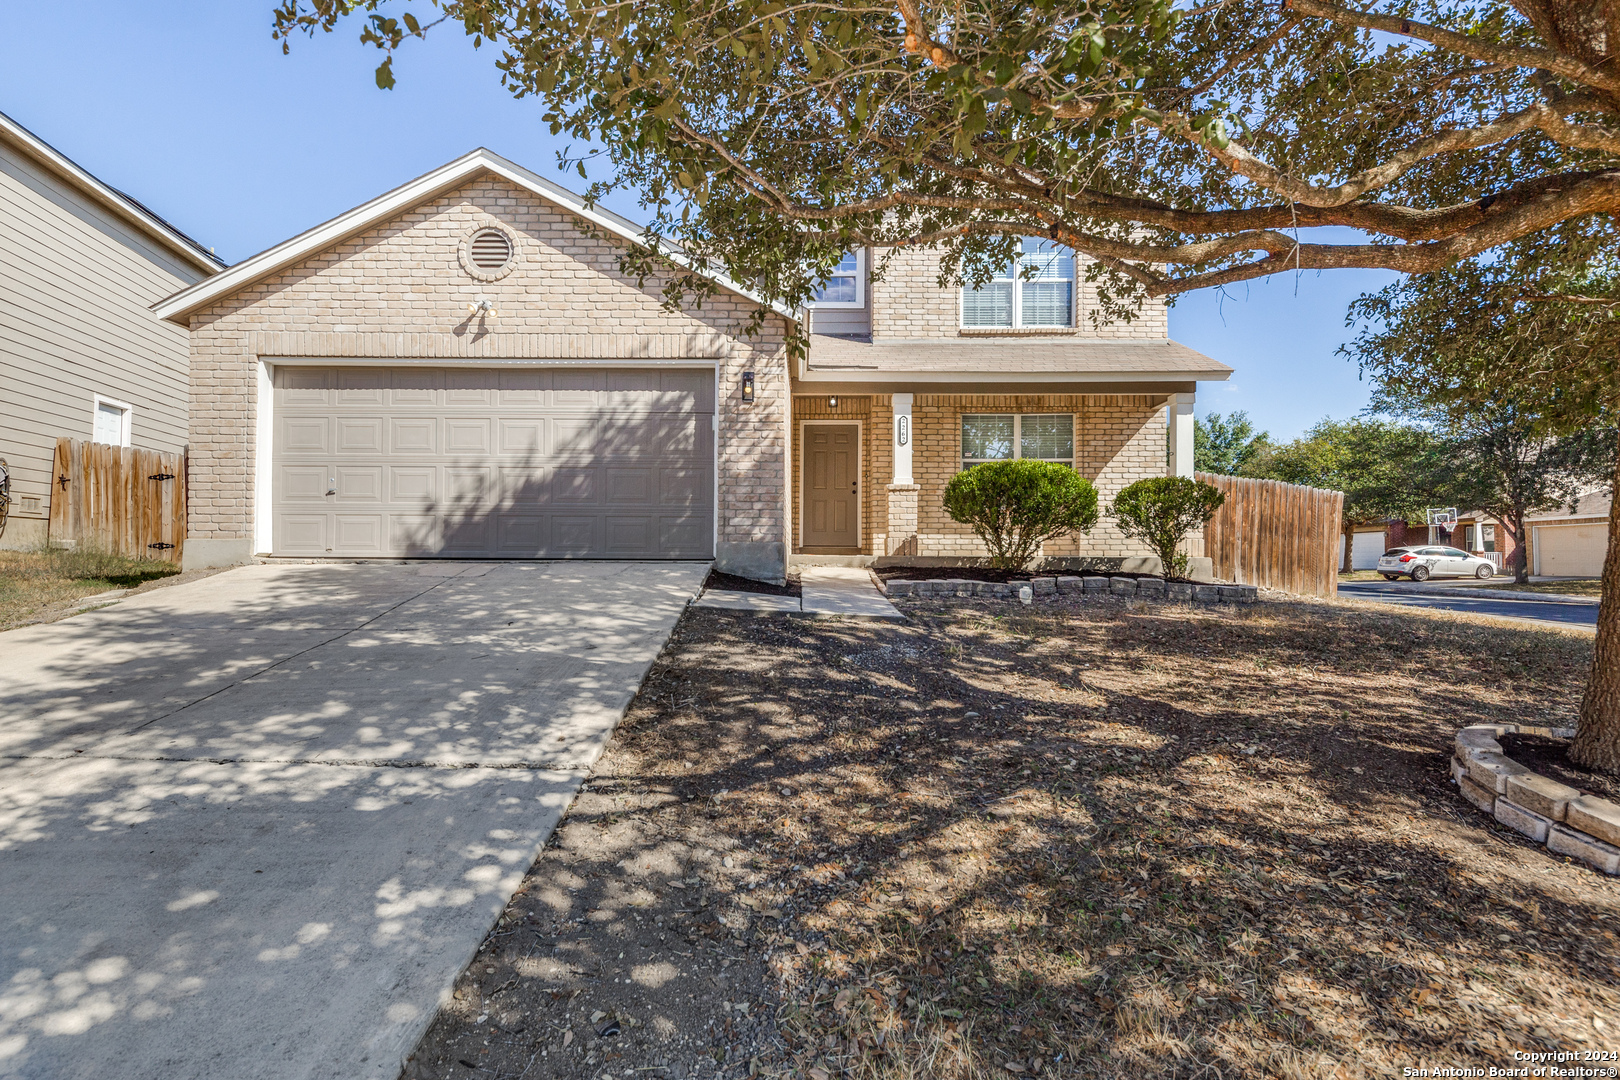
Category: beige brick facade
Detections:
[
  {"x1": 790, "y1": 392, "x2": 1169, "y2": 560},
  {"x1": 869, "y1": 244, "x2": 1171, "y2": 341},
  {"x1": 184, "y1": 175, "x2": 789, "y2": 573}
]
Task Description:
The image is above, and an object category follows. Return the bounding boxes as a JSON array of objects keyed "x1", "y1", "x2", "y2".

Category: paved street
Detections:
[
  {"x1": 0, "y1": 560, "x2": 706, "y2": 1080},
  {"x1": 1338, "y1": 580, "x2": 1598, "y2": 629}
]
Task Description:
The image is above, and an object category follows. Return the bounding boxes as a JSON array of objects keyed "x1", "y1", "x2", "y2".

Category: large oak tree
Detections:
[{"x1": 274, "y1": 0, "x2": 1620, "y2": 762}]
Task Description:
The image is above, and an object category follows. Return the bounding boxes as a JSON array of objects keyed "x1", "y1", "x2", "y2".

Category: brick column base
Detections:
[{"x1": 886, "y1": 484, "x2": 920, "y2": 556}]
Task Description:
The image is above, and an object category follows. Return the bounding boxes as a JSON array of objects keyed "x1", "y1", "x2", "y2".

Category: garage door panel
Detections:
[
  {"x1": 390, "y1": 368, "x2": 442, "y2": 404},
  {"x1": 660, "y1": 516, "x2": 711, "y2": 557},
  {"x1": 551, "y1": 516, "x2": 599, "y2": 554},
  {"x1": 659, "y1": 468, "x2": 707, "y2": 506},
  {"x1": 278, "y1": 515, "x2": 328, "y2": 554},
  {"x1": 498, "y1": 370, "x2": 546, "y2": 404},
  {"x1": 442, "y1": 515, "x2": 493, "y2": 554},
  {"x1": 390, "y1": 418, "x2": 438, "y2": 454},
  {"x1": 445, "y1": 467, "x2": 493, "y2": 507},
  {"x1": 606, "y1": 468, "x2": 654, "y2": 505},
  {"x1": 446, "y1": 419, "x2": 493, "y2": 454},
  {"x1": 337, "y1": 418, "x2": 385, "y2": 454},
  {"x1": 273, "y1": 365, "x2": 713, "y2": 558},
  {"x1": 495, "y1": 515, "x2": 550, "y2": 554},
  {"x1": 389, "y1": 467, "x2": 436, "y2": 502},
  {"x1": 281, "y1": 418, "x2": 331, "y2": 456},
  {"x1": 335, "y1": 467, "x2": 383, "y2": 503},
  {"x1": 552, "y1": 418, "x2": 600, "y2": 456},
  {"x1": 389, "y1": 515, "x2": 441, "y2": 554},
  {"x1": 552, "y1": 468, "x2": 597, "y2": 503},
  {"x1": 499, "y1": 466, "x2": 549, "y2": 504},
  {"x1": 335, "y1": 515, "x2": 385, "y2": 554},
  {"x1": 280, "y1": 466, "x2": 329, "y2": 503}
]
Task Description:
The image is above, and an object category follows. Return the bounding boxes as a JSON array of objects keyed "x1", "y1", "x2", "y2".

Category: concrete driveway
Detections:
[{"x1": 0, "y1": 560, "x2": 707, "y2": 1080}]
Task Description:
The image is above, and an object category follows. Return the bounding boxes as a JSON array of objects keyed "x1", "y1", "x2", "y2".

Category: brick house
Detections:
[{"x1": 155, "y1": 149, "x2": 1231, "y2": 582}]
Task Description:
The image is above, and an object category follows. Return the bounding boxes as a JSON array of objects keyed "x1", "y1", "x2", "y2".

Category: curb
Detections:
[{"x1": 1345, "y1": 583, "x2": 1599, "y2": 607}]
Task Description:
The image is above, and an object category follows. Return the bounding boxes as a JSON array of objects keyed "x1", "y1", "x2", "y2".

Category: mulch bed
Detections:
[
  {"x1": 1501, "y1": 732, "x2": 1620, "y2": 802},
  {"x1": 706, "y1": 568, "x2": 802, "y2": 597},
  {"x1": 871, "y1": 566, "x2": 1157, "y2": 584},
  {"x1": 406, "y1": 591, "x2": 1617, "y2": 1080}
]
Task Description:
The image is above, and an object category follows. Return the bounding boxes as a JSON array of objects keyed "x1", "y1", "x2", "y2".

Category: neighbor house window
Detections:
[
  {"x1": 961, "y1": 238, "x2": 1074, "y2": 329},
  {"x1": 961, "y1": 414, "x2": 1075, "y2": 469},
  {"x1": 810, "y1": 250, "x2": 864, "y2": 308},
  {"x1": 1483, "y1": 523, "x2": 1496, "y2": 552},
  {"x1": 1464, "y1": 525, "x2": 1476, "y2": 550},
  {"x1": 92, "y1": 396, "x2": 132, "y2": 447}
]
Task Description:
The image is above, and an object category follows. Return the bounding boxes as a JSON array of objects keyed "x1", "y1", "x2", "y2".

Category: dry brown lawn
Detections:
[
  {"x1": 406, "y1": 593, "x2": 1618, "y2": 1080},
  {"x1": 0, "y1": 547, "x2": 185, "y2": 630}
]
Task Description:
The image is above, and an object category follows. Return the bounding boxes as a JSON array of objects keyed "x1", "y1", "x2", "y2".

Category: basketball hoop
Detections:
[{"x1": 1426, "y1": 507, "x2": 1458, "y2": 527}]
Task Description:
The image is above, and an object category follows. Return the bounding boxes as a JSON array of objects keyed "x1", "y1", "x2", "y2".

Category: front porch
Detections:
[{"x1": 787, "y1": 390, "x2": 1197, "y2": 566}]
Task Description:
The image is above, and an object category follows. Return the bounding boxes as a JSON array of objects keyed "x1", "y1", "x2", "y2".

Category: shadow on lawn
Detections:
[{"x1": 577, "y1": 599, "x2": 1616, "y2": 1078}]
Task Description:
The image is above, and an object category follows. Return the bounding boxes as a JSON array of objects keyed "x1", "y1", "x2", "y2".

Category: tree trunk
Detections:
[
  {"x1": 1512, "y1": 508, "x2": 1531, "y2": 584},
  {"x1": 1342, "y1": 523, "x2": 1354, "y2": 574},
  {"x1": 1571, "y1": 431, "x2": 1620, "y2": 771}
]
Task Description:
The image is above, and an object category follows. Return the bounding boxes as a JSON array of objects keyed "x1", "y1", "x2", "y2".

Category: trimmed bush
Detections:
[
  {"x1": 1110, "y1": 476, "x2": 1225, "y2": 579},
  {"x1": 943, "y1": 460, "x2": 1099, "y2": 570}
]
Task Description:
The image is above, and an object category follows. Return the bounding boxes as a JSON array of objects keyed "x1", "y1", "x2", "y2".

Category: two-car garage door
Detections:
[
  {"x1": 1534, "y1": 523, "x2": 1607, "y2": 577},
  {"x1": 272, "y1": 365, "x2": 714, "y2": 559}
]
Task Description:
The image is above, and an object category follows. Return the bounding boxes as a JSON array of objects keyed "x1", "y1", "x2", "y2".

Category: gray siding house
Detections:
[{"x1": 0, "y1": 109, "x2": 222, "y2": 548}]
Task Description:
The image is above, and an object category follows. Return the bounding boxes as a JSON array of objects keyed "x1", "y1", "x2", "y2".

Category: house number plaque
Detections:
[{"x1": 897, "y1": 416, "x2": 909, "y2": 446}]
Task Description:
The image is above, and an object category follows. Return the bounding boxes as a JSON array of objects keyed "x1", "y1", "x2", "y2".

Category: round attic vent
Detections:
[{"x1": 468, "y1": 228, "x2": 514, "y2": 271}]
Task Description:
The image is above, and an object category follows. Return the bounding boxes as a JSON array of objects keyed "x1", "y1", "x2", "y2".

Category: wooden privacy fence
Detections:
[
  {"x1": 48, "y1": 438, "x2": 186, "y2": 563},
  {"x1": 1196, "y1": 472, "x2": 1344, "y2": 598}
]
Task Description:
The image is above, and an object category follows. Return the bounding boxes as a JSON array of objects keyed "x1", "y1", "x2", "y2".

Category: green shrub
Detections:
[
  {"x1": 943, "y1": 460, "x2": 1099, "y2": 570},
  {"x1": 1110, "y1": 476, "x2": 1225, "y2": 579}
]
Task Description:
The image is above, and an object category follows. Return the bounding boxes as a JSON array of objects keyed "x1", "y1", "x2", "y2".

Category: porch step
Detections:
[{"x1": 791, "y1": 554, "x2": 876, "y2": 568}]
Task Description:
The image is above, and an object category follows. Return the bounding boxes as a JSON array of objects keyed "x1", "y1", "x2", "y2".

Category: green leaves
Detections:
[
  {"x1": 943, "y1": 461, "x2": 1100, "y2": 570},
  {"x1": 1110, "y1": 478, "x2": 1225, "y2": 580}
]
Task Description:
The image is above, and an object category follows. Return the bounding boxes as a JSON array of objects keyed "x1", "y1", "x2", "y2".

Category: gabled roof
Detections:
[
  {"x1": 152, "y1": 147, "x2": 799, "y2": 325},
  {"x1": 0, "y1": 108, "x2": 225, "y2": 276}
]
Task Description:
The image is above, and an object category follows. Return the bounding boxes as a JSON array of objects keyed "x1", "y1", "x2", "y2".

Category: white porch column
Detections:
[
  {"x1": 892, "y1": 392, "x2": 914, "y2": 483},
  {"x1": 1167, "y1": 392, "x2": 1195, "y2": 478}
]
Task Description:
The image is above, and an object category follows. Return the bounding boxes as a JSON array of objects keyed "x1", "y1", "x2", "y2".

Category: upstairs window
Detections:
[
  {"x1": 962, "y1": 238, "x2": 1075, "y2": 329},
  {"x1": 961, "y1": 414, "x2": 1075, "y2": 470},
  {"x1": 810, "y1": 250, "x2": 865, "y2": 308}
]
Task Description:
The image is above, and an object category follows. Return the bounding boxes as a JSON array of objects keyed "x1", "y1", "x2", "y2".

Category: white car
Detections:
[{"x1": 1377, "y1": 545, "x2": 1496, "y2": 582}]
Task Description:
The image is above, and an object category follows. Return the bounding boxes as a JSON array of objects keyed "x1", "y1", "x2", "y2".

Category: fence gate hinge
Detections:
[
  {"x1": 149, "y1": 473, "x2": 176, "y2": 482},
  {"x1": 148, "y1": 542, "x2": 176, "y2": 550}
]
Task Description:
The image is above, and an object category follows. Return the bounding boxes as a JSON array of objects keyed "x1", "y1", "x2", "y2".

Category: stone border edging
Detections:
[
  {"x1": 1453, "y1": 724, "x2": 1620, "y2": 874},
  {"x1": 882, "y1": 575, "x2": 1259, "y2": 605},
  {"x1": 1361, "y1": 583, "x2": 1599, "y2": 606}
]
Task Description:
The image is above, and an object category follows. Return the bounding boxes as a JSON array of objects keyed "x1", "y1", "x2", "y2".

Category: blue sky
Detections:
[{"x1": 0, "y1": 2, "x2": 1394, "y2": 442}]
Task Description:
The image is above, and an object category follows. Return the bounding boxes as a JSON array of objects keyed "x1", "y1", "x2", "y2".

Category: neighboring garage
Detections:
[
  {"x1": 271, "y1": 364, "x2": 714, "y2": 559},
  {"x1": 1338, "y1": 529, "x2": 1387, "y2": 571},
  {"x1": 1534, "y1": 522, "x2": 1607, "y2": 577}
]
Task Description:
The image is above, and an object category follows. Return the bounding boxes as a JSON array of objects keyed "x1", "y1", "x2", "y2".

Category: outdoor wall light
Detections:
[
  {"x1": 828, "y1": 396, "x2": 838, "y2": 410},
  {"x1": 741, "y1": 371, "x2": 755, "y2": 404}
]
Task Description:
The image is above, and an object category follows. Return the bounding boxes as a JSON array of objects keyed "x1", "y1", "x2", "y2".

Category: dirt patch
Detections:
[
  {"x1": 405, "y1": 593, "x2": 1618, "y2": 1080},
  {"x1": 707, "y1": 568, "x2": 802, "y2": 597},
  {"x1": 1501, "y1": 732, "x2": 1620, "y2": 801}
]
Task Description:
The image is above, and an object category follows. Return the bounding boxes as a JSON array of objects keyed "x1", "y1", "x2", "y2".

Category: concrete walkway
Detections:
[
  {"x1": 0, "y1": 560, "x2": 707, "y2": 1080},
  {"x1": 691, "y1": 566, "x2": 902, "y2": 620}
]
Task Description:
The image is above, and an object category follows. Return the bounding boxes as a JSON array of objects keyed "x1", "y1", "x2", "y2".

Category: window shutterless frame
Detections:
[
  {"x1": 960, "y1": 239, "x2": 1075, "y2": 329},
  {"x1": 808, "y1": 250, "x2": 865, "y2": 309},
  {"x1": 91, "y1": 394, "x2": 133, "y2": 447},
  {"x1": 960, "y1": 413, "x2": 1075, "y2": 469}
]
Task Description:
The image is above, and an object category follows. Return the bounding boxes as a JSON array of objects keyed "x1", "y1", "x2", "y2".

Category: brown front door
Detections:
[{"x1": 803, "y1": 423, "x2": 860, "y2": 549}]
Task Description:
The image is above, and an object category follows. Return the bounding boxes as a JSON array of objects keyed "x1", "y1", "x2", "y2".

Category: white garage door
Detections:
[
  {"x1": 271, "y1": 365, "x2": 714, "y2": 559},
  {"x1": 1535, "y1": 523, "x2": 1607, "y2": 577},
  {"x1": 1337, "y1": 530, "x2": 1387, "y2": 571}
]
